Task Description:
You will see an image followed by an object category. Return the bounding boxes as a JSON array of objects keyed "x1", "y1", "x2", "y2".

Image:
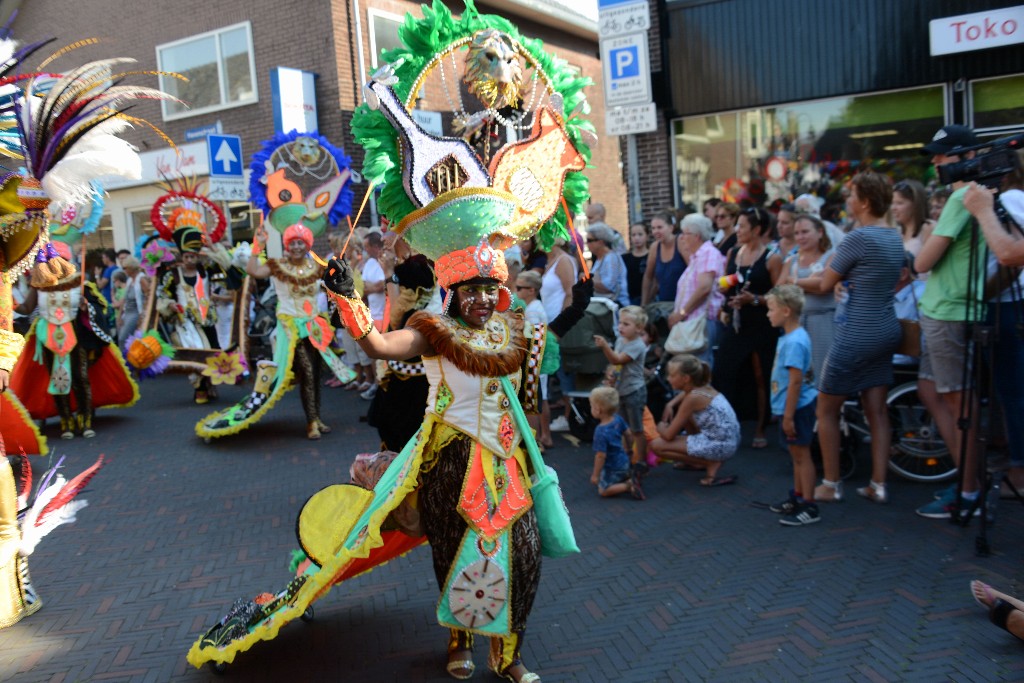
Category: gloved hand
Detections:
[
  {"x1": 549, "y1": 276, "x2": 593, "y2": 339},
  {"x1": 323, "y1": 258, "x2": 356, "y2": 298},
  {"x1": 569, "y1": 277, "x2": 594, "y2": 312}
]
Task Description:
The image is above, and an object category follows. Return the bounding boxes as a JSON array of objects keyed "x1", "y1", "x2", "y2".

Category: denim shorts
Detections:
[
  {"x1": 619, "y1": 386, "x2": 647, "y2": 432},
  {"x1": 777, "y1": 400, "x2": 817, "y2": 448},
  {"x1": 599, "y1": 467, "x2": 630, "y2": 492}
]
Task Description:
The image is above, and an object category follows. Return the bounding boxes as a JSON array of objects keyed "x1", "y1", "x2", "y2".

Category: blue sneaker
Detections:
[
  {"x1": 916, "y1": 493, "x2": 981, "y2": 519},
  {"x1": 933, "y1": 483, "x2": 957, "y2": 501}
]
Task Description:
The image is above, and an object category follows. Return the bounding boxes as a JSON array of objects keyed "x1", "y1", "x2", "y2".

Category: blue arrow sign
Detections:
[{"x1": 207, "y1": 134, "x2": 243, "y2": 177}]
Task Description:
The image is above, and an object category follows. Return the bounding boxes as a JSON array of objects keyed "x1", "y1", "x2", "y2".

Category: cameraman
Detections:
[
  {"x1": 963, "y1": 156, "x2": 1024, "y2": 497},
  {"x1": 914, "y1": 125, "x2": 985, "y2": 520}
]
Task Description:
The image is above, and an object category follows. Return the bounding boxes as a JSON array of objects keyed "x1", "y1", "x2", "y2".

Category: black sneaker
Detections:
[
  {"x1": 770, "y1": 492, "x2": 798, "y2": 514},
  {"x1": 780, "y1": 503, "x2": 821, "y2": 526}
]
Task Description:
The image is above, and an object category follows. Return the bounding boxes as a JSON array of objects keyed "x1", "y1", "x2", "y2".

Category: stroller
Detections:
[{"x1": 247, "y1": 281, "x2": 278, "y2": 360}]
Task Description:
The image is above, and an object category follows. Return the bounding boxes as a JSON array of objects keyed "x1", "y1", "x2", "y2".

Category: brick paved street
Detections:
[{"x1": 0, "y1": 375, "x2": 1021, "y2": 682}]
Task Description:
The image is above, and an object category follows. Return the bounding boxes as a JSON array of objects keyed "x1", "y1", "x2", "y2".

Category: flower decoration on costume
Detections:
[
  {"x1": 351, "y1": 0, "x2": 596, "y2": 257},
  {"x1": 140, "y1": 240, "x2": 175, "y2": 277},
  {"x1": 249, "y1": 129, "x2": 354, "y2": 237},
  {"x1": 201, "y1": 350, "x2": 246, "y2": 386},
  {"x1": 123, "y1": 329, "x2": 175, "y2": 378}
]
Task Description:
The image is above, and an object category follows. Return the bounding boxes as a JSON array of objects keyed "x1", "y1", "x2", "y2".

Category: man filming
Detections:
[
  {"x1": 914, "y1": 125, "x2": 986, "y2": 520},
  {"x1": 963, "y1": 150, "x2": 1024, "y2": 498}
]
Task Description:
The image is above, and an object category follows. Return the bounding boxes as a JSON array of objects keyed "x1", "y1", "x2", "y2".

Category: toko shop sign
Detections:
[{"x1": 930, "y1": 6, "x2": 1024, "y2": 56}]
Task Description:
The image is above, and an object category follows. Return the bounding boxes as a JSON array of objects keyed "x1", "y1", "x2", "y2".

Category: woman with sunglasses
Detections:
[
  {"x1": 325, "y1": 243, "x2": 591, "y2": 683},
  {"x1": 714, "y1": 202, "x2": 741, "y2": 256},
  {"x1": 713, "y1": 206, "x2": 779, "y2": 449}
]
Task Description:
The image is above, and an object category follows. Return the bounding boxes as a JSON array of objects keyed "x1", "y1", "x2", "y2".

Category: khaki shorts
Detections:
[{"x1": 918, "y1": 315, "x2": 972, "y2": 393}]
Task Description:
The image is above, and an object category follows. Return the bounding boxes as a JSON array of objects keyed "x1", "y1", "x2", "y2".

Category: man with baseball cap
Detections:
[{"x1": 914, "y1": 123, "x2": 985, "y2": 520}]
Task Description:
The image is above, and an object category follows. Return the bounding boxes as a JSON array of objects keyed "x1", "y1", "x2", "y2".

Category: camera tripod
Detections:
[{"x1": 949, "y1": 210, "x2": 1024, "y2": 557}]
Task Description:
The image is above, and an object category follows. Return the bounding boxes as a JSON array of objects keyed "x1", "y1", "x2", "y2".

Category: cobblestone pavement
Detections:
[{"x1": 0, "y1": 375, "x2": 1021, "y2": 682}]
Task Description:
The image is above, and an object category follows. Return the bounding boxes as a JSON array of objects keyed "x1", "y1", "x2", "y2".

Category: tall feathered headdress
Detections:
[{"x1": 0, "y1": 30, "x2": 180, "y2": 287}]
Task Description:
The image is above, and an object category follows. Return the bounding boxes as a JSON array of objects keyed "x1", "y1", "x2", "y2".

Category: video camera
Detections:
[{"x1": 937, "y1": 132, "x2": 1024, "y2": 189}]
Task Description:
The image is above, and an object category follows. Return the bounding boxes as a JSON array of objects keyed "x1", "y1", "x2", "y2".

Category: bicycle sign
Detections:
[{"x1": 598, "y1": 1, "x2": 650, "y2": 39}]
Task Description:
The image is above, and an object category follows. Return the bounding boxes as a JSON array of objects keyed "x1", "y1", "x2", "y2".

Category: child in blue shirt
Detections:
[
  {"x1": 589, "y1": 386, "x2": 643, "y2": 500},
  {"x1": 766, "y1": 285, "x2": 820, "y2": 526}
]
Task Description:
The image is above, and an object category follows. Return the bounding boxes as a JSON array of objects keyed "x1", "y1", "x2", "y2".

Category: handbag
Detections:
[
  {"x1": 896, "y1": 318, "x2": 921, "y2": 358},
  {"x1": 896, "y1": 279, "x2": 921, "y2": 358},
  {"x1": 664, "y1": 315, "x2": 707, "y2": 355},
  {"x1": 499, "y1": 376, "x2": 580, "y2": 558}
]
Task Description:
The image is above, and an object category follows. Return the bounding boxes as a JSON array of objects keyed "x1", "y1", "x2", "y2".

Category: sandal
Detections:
[
  {"x1": 813, "y1": 479, "x2": 844, "y2": 503},
  {"x1": 972, "y1": 580, "x2": 997, "y2": 610},
  {"x1": 492, "y1": 661, "x2": 540, "y2": 683},
  {"x1": 446, "y1": 650, "x2": 475, "y2": 680},
  {"x1": 856, "y1": 481, "x2": 888, "y2": 504},
  {"x1": 990, "y1": 599, "x2": 1021, "y2": 636},
  {"x1": 316, "y1": 419, "x2": 332, "y2": 434},
  {"x1": 306, "y1": 422, "x2": 321, "y2": 440}
]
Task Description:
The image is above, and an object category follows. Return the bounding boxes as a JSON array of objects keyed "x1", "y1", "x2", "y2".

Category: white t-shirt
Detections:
[
  {"x1": 524, "y1": 299, "x2": 547, "y2": 326},
  {"x1": 361, "y1": 257, "x2": 386, "y2": 320}
]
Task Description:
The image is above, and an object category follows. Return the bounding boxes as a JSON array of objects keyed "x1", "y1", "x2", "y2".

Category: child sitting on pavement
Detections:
[
  {"x1": 589, "y1": 386, "x2": 643, "y2": 500},
  {"x1": 765, "y1": 285, "x2": 821, "y2": 526},
  {"x1": 650, "y1": 354, "x2": 740, "y2": 486},
  {"x1": 594, "y1": 305, "x2": 649, "y2": 488}
]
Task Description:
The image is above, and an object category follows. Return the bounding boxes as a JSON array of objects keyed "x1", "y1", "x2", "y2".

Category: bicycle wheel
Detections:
[{"x1": 886, "y1": 382, "x2": 956, "y2": 482}]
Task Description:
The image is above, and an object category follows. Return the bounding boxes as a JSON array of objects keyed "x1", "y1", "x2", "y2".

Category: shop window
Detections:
[
  {"x1": 83, "y1": 213, "x2": 115, "y2": 252},
  {"x1": 157, "y1": 22, "x2": 258, "y2": 120},
  {"x1": 971, "y1": 74, "x2": 1024, "y2": 132},
  {"x1": 672, "y1": 86, "x2": 944, "y2": 212},
  {"x1": 129, "y1": 207, "x2": 157, "y2": 250}
]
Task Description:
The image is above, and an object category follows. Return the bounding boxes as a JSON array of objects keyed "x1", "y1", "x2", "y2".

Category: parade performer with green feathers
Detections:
[{"x1": 188, "y1": 3, "x2": 596, "y2": 679}]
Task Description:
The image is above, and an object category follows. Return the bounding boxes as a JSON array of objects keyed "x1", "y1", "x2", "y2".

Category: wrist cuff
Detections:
[{"x1": 327, "y1": 291, "x2": 374, "y2": 339}]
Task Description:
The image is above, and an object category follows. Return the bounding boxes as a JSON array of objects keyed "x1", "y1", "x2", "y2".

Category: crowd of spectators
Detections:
[{"x1": 566, "y1": 123, "x2": 1024, "y2": 528}]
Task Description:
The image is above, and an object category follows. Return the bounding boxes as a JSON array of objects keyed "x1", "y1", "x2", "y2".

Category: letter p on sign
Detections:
[{"x1": 610, "y1": 46, "x2": 640, "y2": 79}]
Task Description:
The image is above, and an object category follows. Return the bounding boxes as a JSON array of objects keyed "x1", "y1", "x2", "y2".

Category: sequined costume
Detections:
[{"x1": 195, "y1": 258, "x2": 354, "y2": 440}]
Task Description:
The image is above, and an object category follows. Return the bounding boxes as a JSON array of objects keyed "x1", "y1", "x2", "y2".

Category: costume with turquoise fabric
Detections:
[{"x1": 187, "y1": 3, "x2": 593, "y2": 679}]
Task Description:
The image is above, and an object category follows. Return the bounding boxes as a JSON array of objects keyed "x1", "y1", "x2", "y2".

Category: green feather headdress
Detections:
[{"x1": 351, "y1": 0, "x2": 594, "y2": 251}]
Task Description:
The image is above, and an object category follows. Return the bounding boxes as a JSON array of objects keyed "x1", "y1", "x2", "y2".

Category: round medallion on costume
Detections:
[
  {"x1": 50, "y1": 364, "x2": 71, "y2": 394},
  {"x1": 447, "y1": 557, "x2": 508, "y2": 629}
]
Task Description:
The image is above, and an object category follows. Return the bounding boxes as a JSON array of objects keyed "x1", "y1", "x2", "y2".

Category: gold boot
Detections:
[{"x1": 306, "y1": 421, "x2": 321, "y2": 440}]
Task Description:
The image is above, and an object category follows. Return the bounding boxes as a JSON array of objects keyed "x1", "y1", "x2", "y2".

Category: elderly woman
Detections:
[
  {"x1": 666, "y1": 214, "x2": 725, "y2": 366},
  {"x1": 814, "y1": 171, "x2": 904, "y2": 504},
  {"x1": 587, "y1": 224, "x2": 630, "y2": 307},
  {"x1": 325, "y1": 242, "x2": 590, "y2": 683},
  {"x1": 116, "y1": 255, "x2": 147, "y2": 348}
]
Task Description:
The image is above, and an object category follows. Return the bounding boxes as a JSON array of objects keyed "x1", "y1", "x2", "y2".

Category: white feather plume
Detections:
[
  {"x1": 18, "y1": 475, "x2": 90, "y2": 557},
  {"x1": 41, "y1": 118, "x2": 141, "y2": 209}
]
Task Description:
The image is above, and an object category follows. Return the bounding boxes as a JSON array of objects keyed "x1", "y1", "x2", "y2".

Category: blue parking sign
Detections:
[
  {"x1": 207, "y1": 134, "x2": 243, "y2": 177},
  {"x1": 609, "y1": 46, "x2": 640, "y2": 79}
]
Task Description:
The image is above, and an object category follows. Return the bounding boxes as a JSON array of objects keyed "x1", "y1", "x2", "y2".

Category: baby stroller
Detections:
[{"x1": 248, "y1": 281, "x2": 278, "y2": 361}]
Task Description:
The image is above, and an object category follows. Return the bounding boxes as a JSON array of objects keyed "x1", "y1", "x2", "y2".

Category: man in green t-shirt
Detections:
[{"x1": 914, "y1": 125, "x2": 985, "y2": 521}]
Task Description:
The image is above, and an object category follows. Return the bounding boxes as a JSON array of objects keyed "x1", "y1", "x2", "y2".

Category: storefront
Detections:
[{"x1": 654, "y1": 0, "x2": 1024, "y2": 215}]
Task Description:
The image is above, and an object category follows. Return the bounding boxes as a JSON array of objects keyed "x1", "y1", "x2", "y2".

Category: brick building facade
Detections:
[{"x1": 10, "y1": 0, "x2": 628, "y2": 250}]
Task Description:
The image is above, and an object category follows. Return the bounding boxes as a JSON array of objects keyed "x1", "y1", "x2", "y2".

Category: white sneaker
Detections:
[
  {"x1": 549, "y1": 416, "x2": 570, "y2": 432},
  {"x1": 360, "y1": 384, "x2": 378, "y2": 400}
]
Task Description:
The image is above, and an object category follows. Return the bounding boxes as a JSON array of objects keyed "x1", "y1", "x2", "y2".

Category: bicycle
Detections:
[{"x1": 836, "y1": 365, "x2": 955, "y2": 483}]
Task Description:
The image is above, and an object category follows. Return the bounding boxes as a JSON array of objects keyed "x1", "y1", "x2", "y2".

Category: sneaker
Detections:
[
  {"x1": 916, "y1": 493, "x2": 981, "y2": 519},
  {"x1": 82, "y1": 428, "x2": 96, "y2": 439},
  {"x1": 780, "y1": 503, "x2": 821, "y2": 526},
  {"x1": 549, "y1": 416, "x2": 570, "y2": 432},
  {"x1": 770, "y1": 492, "x2": 798, "y2": 514},
  {"x1": 359, "y1": 384, "x2": 378, "y2": 400},
  {"x1": 933, "y1": 483, "x2": 957, "y2": 501}
]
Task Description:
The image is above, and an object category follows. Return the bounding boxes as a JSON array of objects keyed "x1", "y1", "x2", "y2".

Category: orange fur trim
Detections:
[{"x1": 406, "y1": 310, "x2": 527, "y2": 377}]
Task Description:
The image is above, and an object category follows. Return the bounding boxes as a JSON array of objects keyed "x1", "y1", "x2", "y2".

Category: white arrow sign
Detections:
[{"x1": 214, "y1": 139, "x2": 238, "y2": 174}]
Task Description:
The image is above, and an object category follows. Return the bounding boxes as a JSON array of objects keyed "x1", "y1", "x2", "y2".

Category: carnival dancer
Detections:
[
  {"x1": 0, "y1": 24, "x2": 174, "y2": 626},
  {"x1": 11, "y1": 241, "x2": 139, "y2": 439},
  {"x1": 187, "y1": 2, "x2": 594, "y2": 678},
  {"x1": 196, "y1": 223, "x2": 354, "y2": 441},
  {"x1": 146, "y1": 183, "x2": 248, "y2": 406}
]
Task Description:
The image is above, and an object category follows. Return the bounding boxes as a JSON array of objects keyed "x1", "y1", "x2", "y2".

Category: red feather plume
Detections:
[{"x1": 35, "y1": 454, "x2": 105, "y2": 525}]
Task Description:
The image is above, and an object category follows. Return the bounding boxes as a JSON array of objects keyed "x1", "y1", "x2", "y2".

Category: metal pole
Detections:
[{"x1": 627, "y1": 133, "x2": 642, "y2": 223}]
